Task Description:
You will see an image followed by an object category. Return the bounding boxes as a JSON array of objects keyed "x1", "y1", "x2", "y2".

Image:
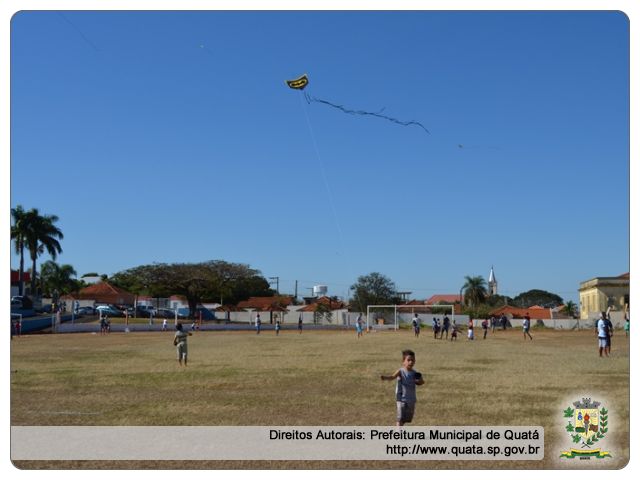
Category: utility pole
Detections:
[
  {"x1": 269, "y1": 276, "x2": 280, "y2": 295},
  {"x1": 294, "y1": 280, "x2": 298, "y2": 301}
]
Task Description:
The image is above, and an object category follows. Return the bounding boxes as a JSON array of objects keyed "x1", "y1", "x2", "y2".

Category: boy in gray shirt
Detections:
[{"x1": 381, "y1": 349, "x2": 425, "y2": 426}]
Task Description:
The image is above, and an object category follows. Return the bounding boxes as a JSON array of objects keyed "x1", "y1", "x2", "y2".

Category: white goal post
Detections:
[{"x1": 366, "y1": 304, "x2": 456, "y2": 331}]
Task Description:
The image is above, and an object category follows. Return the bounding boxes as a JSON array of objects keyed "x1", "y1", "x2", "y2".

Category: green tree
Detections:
[
  {"x1": 111, "y1": 260, "x2": 268, "y2": 318},
  {"x1": 10, "y1": 205, "x2": 28, "y2": 296},
  {"x1": 349, "y1": 272, "x2": 399, "y2": 312},
  {"x1": 39, "y1": 261, "x2": 78, "y2": 298},
  {"x1": 19, "y1": 208, "x2": 64, "y2": 296},
  {"x1": 462, "y1": 275, "x2": 488, "y2": 308},
  {"x1": 512, "y1": 289, "x2": 563, "y2": 308},
  {"x1": 562, "y1": 300, "x2": 578, "y2": 318},
  {"x1": 485, "y1": 294, "x2": 513, "y2": 308},
  {"x1": 314, "y1": 302, "x2": 333, "y2": 324}
]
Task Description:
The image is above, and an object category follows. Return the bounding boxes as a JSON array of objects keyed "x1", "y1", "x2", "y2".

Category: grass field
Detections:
[{"x1": 10, "y1": 328, "x2": 629, "y2": 469}]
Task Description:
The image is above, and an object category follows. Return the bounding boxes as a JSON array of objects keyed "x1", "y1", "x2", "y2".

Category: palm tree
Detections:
[
  {"x1": 462, "y1": 275, "x2": 488, "y2": 308},
  {"x1": 10, "y1": 205, "x2": 28, "y2": 296},
  {"x1": 22, "y1": 208, "x2": 64, "y2": 296},
  {"x1": 40, "y1": 261, "x2": 78, "y2": 298},
  {"x1": 562, "y1": 301, "x2": 578, "y2": 319}
]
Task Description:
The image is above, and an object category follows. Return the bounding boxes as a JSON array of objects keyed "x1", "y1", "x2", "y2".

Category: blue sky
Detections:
[{"x1": 9, "y1": 10, "x2": 629, "y2": 303}]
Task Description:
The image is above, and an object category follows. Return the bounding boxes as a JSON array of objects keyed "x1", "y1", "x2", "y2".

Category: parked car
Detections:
[
  {"x1": 11, "y1": 295, "x2": 33, "y2": 309},
  {"x1": 155, "y1": 308, "x2": 176, "y2": 318},
  {"x1": 95, "y1": 305, "x2": 124, "y2": 317},
  {"x1": 76, "y1": 306, "x2": 95, "y2": 315},
  {"x1": 134, "y1": 306, "x2": 157, "y2": 318}
]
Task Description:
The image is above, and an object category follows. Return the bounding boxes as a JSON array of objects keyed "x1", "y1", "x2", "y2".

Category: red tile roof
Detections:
[
  {"x1": 489, "y1": 305, "x2": 553, "y2": 320},
  {"x1": 425, "y1": 294, "x2": 461, "y2": 305},
  {"x1": 298, "y1": 296, "x2": 348, "y2": 312},
  {"x1": 69, "y1": 282, "x2": 136, "y2": 305},
  {"x1": 236, "y1": 296, "x2": 294, "y2": 310}
]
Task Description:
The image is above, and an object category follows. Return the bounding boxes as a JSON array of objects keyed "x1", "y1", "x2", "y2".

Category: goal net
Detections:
[{"x1": 366, "y1": 304, "x2": 456, "y2": 331}]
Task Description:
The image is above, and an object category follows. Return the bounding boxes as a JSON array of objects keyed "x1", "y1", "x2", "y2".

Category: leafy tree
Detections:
[
  {"x1": 562, "y1": 300, "x2": 578, "y2": 318},
  {"x1": 314, "y1": 302, "x2": 333, "y2": 324},
  {"x1": 349, "y1": 272, "x2": 400, "y2": 312},
  {"x1": 39, "y1": 261, "x2": 78, "y2": 297},
  {"x1": 462, "y1": 275, "x2": 488, "y2": 308},
  {"x1": 10, "y1": 205, "x2": 28, "y2": 296},
  {"x1": 485, "y1": 294, "x2": 513, "y2": 308},
  {"x1": 19, "y1": 208, "x2": 64, "y2": 296},
  {"x1": 462, "y1": 303, "x2": 494, "y2": 320},
  {"x1": 512, "y1": 289, "x2": 563, "y2": 308},
  {"x1": 111, "y1": 260, "x2": 268, "y2": 318}
]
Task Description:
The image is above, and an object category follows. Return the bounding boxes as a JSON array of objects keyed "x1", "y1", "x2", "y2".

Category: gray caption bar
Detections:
[{"x1": 11, "y1": 426, "x2": 544, "y2": 460}]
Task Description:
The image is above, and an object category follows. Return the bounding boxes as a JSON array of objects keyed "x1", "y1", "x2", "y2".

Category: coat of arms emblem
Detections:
[{"x1": 560, "y1": 398, "x2": 611, "y2": 459}]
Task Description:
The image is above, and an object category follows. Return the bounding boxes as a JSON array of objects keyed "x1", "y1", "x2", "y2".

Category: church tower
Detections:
[{"x1": 488, "y1": 266, "x2": 498, "y2": 296}]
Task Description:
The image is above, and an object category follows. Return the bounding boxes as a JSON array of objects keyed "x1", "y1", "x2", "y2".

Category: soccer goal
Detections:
[{"x1": 366, "y1": 304, "x2": 456, "y2": 331}]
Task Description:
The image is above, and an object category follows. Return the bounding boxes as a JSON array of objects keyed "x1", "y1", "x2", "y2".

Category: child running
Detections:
[
  {"x1": 381, "y1": 349, "x2": 425, "y2": 426},
  {"x1": 173, "y1": 322, "x2": 193, "y2": 366}
]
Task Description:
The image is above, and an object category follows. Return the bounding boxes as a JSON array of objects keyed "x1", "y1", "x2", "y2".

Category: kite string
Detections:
[
  {"x1": 297, "y1": 91, "x2": 356, "y2": 283},
  {"x1": 304, "y1": 92, "x2": 430, "y2": 134}
]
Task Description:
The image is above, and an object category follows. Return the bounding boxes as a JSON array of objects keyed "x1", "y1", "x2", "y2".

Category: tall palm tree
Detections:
[
  {"x1": 22, "y1": 208, "x2": 64, "y2": 296},
  {"x1": 40, "y1": 261, "x2": 77, "y2": 298},
  {"x1": 462, "y1": 275, "x2": 488, "y2": 308},
  {"x1": 10, "y1": 205, "x2": 28, "y2": 296},
  {"x1": 562, "y1": 301, "x2": 578, "y2": 319}
]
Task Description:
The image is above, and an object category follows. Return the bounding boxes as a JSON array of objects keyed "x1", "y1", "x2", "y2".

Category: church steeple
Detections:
[{"x1": 488, "y1": 266, "x2": 498, "y2": 296}]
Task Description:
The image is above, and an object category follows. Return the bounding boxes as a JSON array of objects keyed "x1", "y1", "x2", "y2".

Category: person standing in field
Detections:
[
  {"x1": 173, "y1": 322, "x2": 192, "y2": 366},
  {"x1": 162, "y1": 318, "x2": 168, "y2": 331},
  {"x1": 490, "y1": 315, "x2": 497, "y2": 333},
  {"x1": 501, "y1": 314, "x2": 508, "y2": 330},
  {"x1": 100, "y1": 313, "x2": 108, "y2": 335},
  {"x1": 523, "y1": 314, "x2": 533, "y2": 340},
  {"x1": 412, "y1": 314, "x2": 420, "y2": 338},
  {"x1": 604, "y1": 311, "x2": 614, "y2": 355},
  {"x1": 298, "y1": 314, "x2": 303, "y2": 334},
  {"x1": 440, "y1": 314, "x2": 450, "y2": 340},
  {"x1": 275, "y1": 319, "x2": 281, "y2": 336},
  {"x1": 380, "y1": 349, "x2": 424, "y2": 427},
  {"x1": 596, "y1": 312, "x2": 609, "y2": 357},
  {"x1": 255, "y1": 313, "x2": 262, "y2": 334},
  {"x1": 467, "y1": 318, "x2": 474, "y2": 340},
  {"x1": 432, "y1": 317, "x2": 440, "y2": 339},
  {"x1": 450, "y1": 320, "x2": 458, "y2": 341},
  {"x1": 624, "y1": 316, "x2": 629, "y2": 338},
  {"x1": 481, "y1": 318, "x2": 489, "y2": 339},
  {"x1": 356, "y1": 313, "x2": 364, "y2": 338}
]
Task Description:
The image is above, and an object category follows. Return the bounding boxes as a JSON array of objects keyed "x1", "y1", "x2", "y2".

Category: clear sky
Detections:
[{"x1": 9, "y1": 10, "x2": 629, "y2": 303}]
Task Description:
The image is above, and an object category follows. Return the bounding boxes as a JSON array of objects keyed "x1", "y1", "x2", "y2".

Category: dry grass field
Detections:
[{"x1": 11, "y1": 327, "x2": 629, "y2": 469}]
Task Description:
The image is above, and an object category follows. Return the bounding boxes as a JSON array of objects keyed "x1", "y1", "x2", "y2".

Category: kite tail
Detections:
[{"x1": 304, "y1": 92, "x2": 430, "y2": 134}]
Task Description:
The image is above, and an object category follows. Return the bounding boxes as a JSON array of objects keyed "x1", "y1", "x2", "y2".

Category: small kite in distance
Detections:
[{"x1": 286, "y1": 74, "x2": 309, "y2": 90}]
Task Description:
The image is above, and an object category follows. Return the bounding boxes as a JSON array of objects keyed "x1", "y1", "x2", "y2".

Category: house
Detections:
[
  {"x1": 297, "y1": 296, "x2": 348, "y2": 312},
  {"x1": 489, "y1": 305, "x2": 553, "y2": 320},
  {"x1": 236, "y1": 296, "x2": 295, "y2": 324},
  {"x1": 236, "y1": 296, "x2": 295, "y2": 310},
  {"x1": 64, "y1": 281, "x2": 136, "y2": 306},
  {"x1": 579, "y1": 272, "x2": 629, "y2": 320},
  {"x1": 424, "y1": 294, "x2": 463, "y2": 314},
  {"x1": 10, "y1": 270, "x2": 31, "y2": 297},
  {"x1": 425, "y1": 294, "x2": 462, "y2": 305}
]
